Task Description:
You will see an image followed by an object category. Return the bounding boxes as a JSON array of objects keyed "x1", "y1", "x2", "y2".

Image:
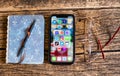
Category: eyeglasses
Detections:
[{"x1": 80, "y1": 18, "x2": 120, "y2": 62}]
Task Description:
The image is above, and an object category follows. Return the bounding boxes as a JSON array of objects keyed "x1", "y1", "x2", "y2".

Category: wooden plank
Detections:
[
  {"x1": 0, "y1": 0, "x2": 120, "y2": 11},
  {"x1": 0, "y1": 52, "x2": 120, "y2": 76}
]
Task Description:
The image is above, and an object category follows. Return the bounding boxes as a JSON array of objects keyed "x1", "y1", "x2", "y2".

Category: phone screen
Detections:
[{"x1": 50, "y1": 15, "x2": 75, "y2": 64}]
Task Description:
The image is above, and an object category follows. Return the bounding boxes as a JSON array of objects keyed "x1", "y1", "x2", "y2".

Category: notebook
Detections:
[{"x1": 6, "y1": 15, "x2": 45, "y2": 64}]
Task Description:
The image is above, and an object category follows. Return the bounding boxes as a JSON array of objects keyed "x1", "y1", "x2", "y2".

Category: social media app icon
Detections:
[
  {"x1": 52, "y1": 25, "x2": 57, "y2": 29},
  {"x1": 60, "y1": 36, "x2": 64, "y2": 41},
  {"x1": 67, "y1": 17, "x2": 73, "y2": 24},
  {"x1": 57, "y1": 25, "x2": 62, "y2": 29},
  {"x1": 65, "y1": 41, "x2": 70, "y2": 47},
  {"x1": 52, "y1": 56, "x2": 56, "y2": 61},
  {"x1": 62, "y1": 19, "x2": 67, "y2": 24},
  {"x1": 51, "y1": 46, "x2": 56, "y2": 51},
  {"x1": 68, "y1": 56, "x2": 72, "y2": 61},
  {"x1": 52, "y1": 16, "x2": 57, "y2": 20},
  {"x1": 54, "y1": 36, "x2": 59, "y2": 41},
  {"x1": 57, "y1": 56, "x2": 62, "y2": 61},
  {"x1": 52, "y1": 20, "x2": 57, "y2": 24},
  {"x1": 64, "y1": 36, "x2": 71, "y2": 41},
  {"x1": 59, "y1": 30, "x2": 64, "y2": 35},
  {"x1": 62, "y1": 57, "x2": 67, "y2": 61},
  {"x1": 65, "y1": 30, "x2": 70, "y2": 35},
  {"x1": 60, "y1": 41, "x2": 64, "y2": 46},
  {"x1": 57, "y1": 19, "x2": 62, "y2": 24},
  {"x1": 65, "y1": 41, "x2": 69, "y2": 45},
  {"x1": 57, "y1": 47, "x2": 61, "y2": 52},
  {"x1": 61, "y1": 47, "x2": 67, "y2": 52},
  {"x1": 67, "y1": 25, "x2": 73, "y2": 29},
  {"x1": 54, "y1": 30, "x2": 59, "y2": 35},
  {"x1": 55, "y1": 41, "x2": 59, "y2": 46}
]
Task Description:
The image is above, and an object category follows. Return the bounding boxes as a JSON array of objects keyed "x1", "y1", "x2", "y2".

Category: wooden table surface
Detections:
[{"x1": 0, "y1": 0, "x2": 120, "y2": 76}]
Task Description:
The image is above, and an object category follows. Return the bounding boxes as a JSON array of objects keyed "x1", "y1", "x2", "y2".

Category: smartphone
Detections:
[{"x1": 49, "y1": 14, "x2": 75, "y2": 64}]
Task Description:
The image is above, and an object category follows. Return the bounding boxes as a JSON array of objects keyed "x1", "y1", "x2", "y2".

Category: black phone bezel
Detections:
[{"x1": 48, "y1": 14, "x2": 75, "y2": 65}]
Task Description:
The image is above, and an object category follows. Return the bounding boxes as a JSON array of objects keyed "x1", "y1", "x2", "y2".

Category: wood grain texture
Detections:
[
  {"x1": 0, "y1": 0, "x2": 120, "y2": 11},
  {"x1": 0, "y1": 0, "x2": 120, "y2": 76}
]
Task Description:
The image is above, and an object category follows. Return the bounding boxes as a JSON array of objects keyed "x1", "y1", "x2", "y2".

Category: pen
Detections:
[{"x1": 17, "y1": 20, "x2": 35, "y2": 57}]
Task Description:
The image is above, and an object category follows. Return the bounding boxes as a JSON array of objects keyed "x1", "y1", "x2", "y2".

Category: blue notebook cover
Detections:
[{"x1": 6, "y1": 15, "x2": 45, "y2": 64}]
